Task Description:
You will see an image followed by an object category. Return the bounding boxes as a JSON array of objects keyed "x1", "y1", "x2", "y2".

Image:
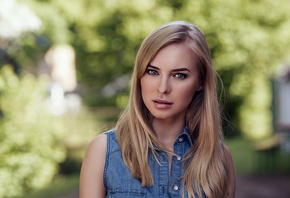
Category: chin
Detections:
[{"x1": 151, "y1": 113, "x2": 174, "y2": 121}]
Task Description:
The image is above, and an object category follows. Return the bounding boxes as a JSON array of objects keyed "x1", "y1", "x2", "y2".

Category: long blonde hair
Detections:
[{"x1": 116, "y1": 21, "x2": 229, "y2": 198}]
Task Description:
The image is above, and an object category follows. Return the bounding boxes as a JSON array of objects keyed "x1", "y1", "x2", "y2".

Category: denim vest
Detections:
[{"x1": 103, "y1": 128, "x2": 206, "y2": 198}]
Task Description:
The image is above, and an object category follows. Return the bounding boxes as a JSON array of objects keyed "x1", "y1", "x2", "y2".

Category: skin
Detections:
[
  {"x1": 79, "y1": 42, "x2": 236, "y2": 198},
  {"x1": 79, "y1": 134, "x2": 107, "y2": 197},
  {"x1": 140, "y1": 43, "x2": 202, "y2": 153}
]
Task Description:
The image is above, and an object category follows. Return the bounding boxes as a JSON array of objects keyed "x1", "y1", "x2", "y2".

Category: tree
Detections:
[
  {"x1": 0, "y1": 66, "x2": 66, "y2": 197},
  {"x1": 7, "y1": 0, "x2": 290, "y2": 139}
]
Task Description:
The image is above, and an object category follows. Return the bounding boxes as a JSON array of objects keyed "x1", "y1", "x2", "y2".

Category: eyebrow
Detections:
[{"x1": 147, "y1": 64, "x2": 191, "y2": 72}]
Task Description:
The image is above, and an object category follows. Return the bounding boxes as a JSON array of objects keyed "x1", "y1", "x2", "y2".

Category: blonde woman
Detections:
[{"x1": 80, "y1": 21, "x2": 236, "y2": 198}]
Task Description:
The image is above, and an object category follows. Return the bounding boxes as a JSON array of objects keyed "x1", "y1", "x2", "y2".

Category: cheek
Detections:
[
  {"x1": 140, "y1": 77, "x2": 154, "y2": 95},
  {"x1": 140, "y1": 77, "x2": 150, "y2": 100},
  {"x1": 176, "y1": 83, "x2": 198, "y2": 104}
]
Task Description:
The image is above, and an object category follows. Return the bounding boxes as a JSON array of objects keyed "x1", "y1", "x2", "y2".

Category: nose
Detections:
[{"x1": 158, "y1": 76, "x2": 171, "y2": 94}]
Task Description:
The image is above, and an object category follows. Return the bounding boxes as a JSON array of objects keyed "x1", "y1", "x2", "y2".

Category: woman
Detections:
[{"x1": 80, "y1": 21, "x2": 235, "y2": 198}]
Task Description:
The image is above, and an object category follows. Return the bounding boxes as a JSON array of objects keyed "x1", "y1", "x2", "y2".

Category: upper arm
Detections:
[
  {"x1": 223, "y1": 144, "x2": 236, "y2": 198},
  {"x1": 79, "y1": 133, "x2": 107, "y2": 198}
]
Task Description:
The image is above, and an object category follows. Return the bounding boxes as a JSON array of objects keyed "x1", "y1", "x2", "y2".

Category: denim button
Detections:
[
  {"x1": 177, "y1": 156, "x2": 181, "y2": 161},
  {"x1": 178, "y1": 138, "x2": 183, "y2": 142},
  {"x1": 174, "y1": 185, "x2": 178, "y2": 191}
]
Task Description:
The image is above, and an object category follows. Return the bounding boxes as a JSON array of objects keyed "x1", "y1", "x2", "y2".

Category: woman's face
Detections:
[{"x1": 140, "y1": 43, "x2": 202, "y2": 123}]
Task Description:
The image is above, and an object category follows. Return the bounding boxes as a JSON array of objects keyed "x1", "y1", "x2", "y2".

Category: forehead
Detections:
[{"x1": 149, "y1": 43, "x2": 197, "y2": 71}]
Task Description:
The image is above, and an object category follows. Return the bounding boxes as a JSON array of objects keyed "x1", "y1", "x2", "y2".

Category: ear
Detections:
[{"x1": 197, "y1": 84, "x2": 203, "y2": 91}]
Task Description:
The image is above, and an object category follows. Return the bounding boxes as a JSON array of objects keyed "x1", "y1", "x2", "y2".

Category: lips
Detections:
[
  {"x1": 153, "y1": 99, "x2": 173, "y2": 109},
  {"x1": 153, "y1": 99, "x2": 172, "y2": 104}
]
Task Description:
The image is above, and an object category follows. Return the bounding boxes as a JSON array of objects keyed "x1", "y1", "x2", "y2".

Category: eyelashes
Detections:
[
  {"x1": 145, "y1": 68, "x2": 188, "y2": 79},
  {"x1": 173, "y1": 73, "x2": 187, "y2": 79},
  {"x1": 146, "y1": 69, "x2": 159, "y2": 75}
]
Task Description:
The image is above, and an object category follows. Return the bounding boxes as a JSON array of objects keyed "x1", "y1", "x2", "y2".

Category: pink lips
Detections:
[{"x1": 153, "y1": 99, "x2": 173, "y2": 109}]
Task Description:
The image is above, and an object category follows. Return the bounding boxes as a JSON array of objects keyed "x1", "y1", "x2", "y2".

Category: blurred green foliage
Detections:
[
  {"x1": 0, "y1": 64, "x2": 108, "y2": 197},
  {"x1": 226, "y1": 137, "x2": 290, "y2": 174},
  {"x1": 0, "y1": 66, "x2": 66, "y2": 197},
  {"x1": 19, "y1": 174, "x2": 79, "y2": 198},
  {"x1": 12, "y1": 0, "x2": 290, "y2": 139}
]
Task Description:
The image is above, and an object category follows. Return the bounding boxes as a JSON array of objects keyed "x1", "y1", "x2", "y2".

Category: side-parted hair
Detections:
[{"x1": 116, "y1": 21, "x2": 229, "y2": 198}]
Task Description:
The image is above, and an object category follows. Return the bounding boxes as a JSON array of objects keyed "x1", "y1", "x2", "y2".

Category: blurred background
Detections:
[{"x1": 0, "y1": 0, "x2": 290, "y2": 197}]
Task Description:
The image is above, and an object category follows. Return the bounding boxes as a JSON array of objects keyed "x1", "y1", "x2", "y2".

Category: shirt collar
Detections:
[
  {"x1": 174, "y1": 126, "x2": 193, "y2": 146},
  {"x1": 150, "y1": 126, "x2": 193, "y2": 151}
]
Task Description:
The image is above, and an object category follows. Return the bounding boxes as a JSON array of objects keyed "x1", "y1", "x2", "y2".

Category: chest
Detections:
[{"x1": 104, "y1": 138, "x2": 206, "y2": 197}]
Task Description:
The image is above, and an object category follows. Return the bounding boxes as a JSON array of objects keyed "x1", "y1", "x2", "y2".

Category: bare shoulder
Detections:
[
  {"x1": 87, "y1": 133, "x2": 107, "y2": 155},
  {"x1": 79, "y1": 133, "x2": 107, "y2": 198},
  {"x1": 222, "y1": 143, "x2": 236, "y2": 198},
  {"x1": 82, "y1": 133, "x2": 107, "y2": 171},
  {"x1": 82, "y1": 133, "x2": 107, "y2": 166}
]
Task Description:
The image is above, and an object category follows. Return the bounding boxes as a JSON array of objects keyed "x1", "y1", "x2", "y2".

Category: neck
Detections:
[{"x1": 152, "y1": 118, "x2": 185, "y2": 151}]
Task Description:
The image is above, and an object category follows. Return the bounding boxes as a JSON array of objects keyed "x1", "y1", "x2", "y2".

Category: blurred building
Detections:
[
  {"x1": 39, "y1": 45, "x2": 81, "y2": 115},
  {"x1": 273, "y1": 65, "x2": 290, "y2": 154}
]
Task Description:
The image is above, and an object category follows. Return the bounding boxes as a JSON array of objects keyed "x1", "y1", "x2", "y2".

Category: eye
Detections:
[
  {"x1": 173, "y1": 73, "x2": 187, "y2": 79},
  {"x1": 146, "y1": 69, "x2": 159, "y2": 75}
]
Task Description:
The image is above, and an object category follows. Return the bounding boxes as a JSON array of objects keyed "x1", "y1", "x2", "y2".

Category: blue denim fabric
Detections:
[{"x1": 103, "y1": 128, "x2": 206, "y2": 198}]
